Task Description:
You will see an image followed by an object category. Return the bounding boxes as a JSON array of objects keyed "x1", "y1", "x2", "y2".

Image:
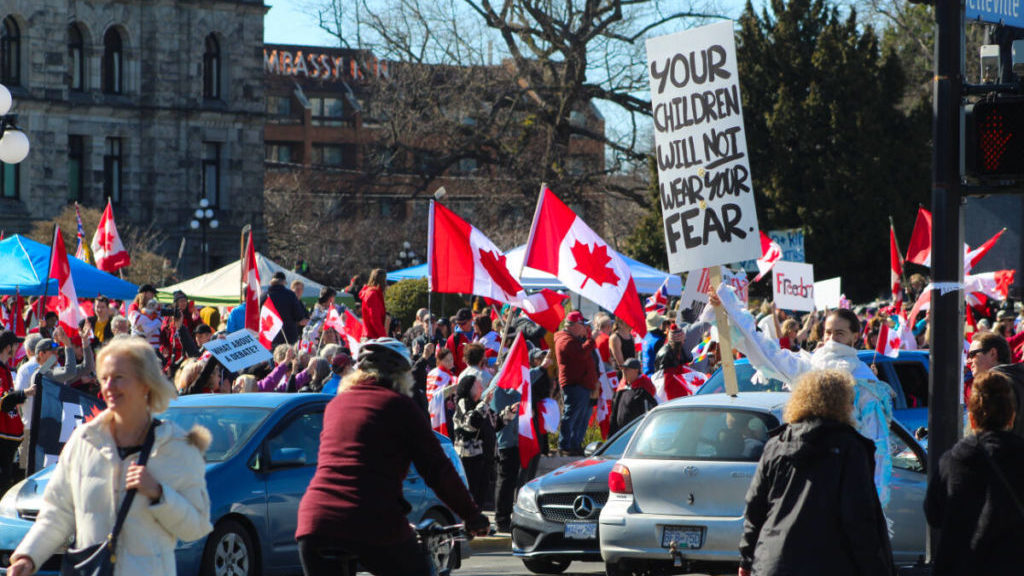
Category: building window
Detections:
[
  {"x1": 103, "y1": 138, "x2": 122, "y2": 203},
  {"x1": 311, "y1": 144, "x2": 344, "y2": 167},
  {"x1": 102, "y1": 28, "x2": 123, "y2": 94},
  {"x1": 266, "y1": 96, "x2": 298, "y2": 124},
  {"x1": 0, "y1": 162, "x2": 17, "y2": 199},
  {"x1": 68, "y1": 24, "x2": 84, "y2": 91},
  {"x1": 310, "y1": 96, "x2": 344, "y2": 126},
  {"x1": 202, "y1": 142, "x2": 220, "y2": 207},
  {"x1": 457, "y1": 157, "x2": 478, "y2": 174},
  {"x1": 68, "y1": 135, "x2": 84, "y2": 202},
  {"x1": 1, "y1": 17, "x2": 20, "y2": 86},
  {"x1": 203, "y1": 35, "x2": 221, "y2": 100},
  {"x1": 265, "y1": 142, "x2": 295, "y2": 163}
]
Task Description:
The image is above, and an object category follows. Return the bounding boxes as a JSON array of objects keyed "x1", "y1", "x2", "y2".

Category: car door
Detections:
[
  {"x1": 887, "y1": 423, "x2": 928, "y2": 564},
  {"x1": 261, "y1": 408, "x2": 325, "y2": 571},
  {"x1": 404, "y1": 463, "x2": 428, "y2": 522}
]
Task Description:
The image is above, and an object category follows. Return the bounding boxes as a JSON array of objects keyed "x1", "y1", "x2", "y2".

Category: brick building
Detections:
[{"x1": 0, "y1": 0, "x2": 265, "y2": 277}]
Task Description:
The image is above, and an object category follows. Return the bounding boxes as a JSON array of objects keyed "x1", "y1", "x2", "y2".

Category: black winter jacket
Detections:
[
  {"x1": 739, "y1": 419, "x2": 895, "y2": 576},
  {"x1": 924, "y1": 430, "x2": 1024, "y2": 575}
]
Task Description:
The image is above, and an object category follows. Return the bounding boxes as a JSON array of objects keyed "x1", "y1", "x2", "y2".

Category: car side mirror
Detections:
[
  {"x1": 268, "y1": 446, "x2": 306, "y2": 469},
  {"x1": 583, "y1": 441, "x2": 603, "y2": 456}
]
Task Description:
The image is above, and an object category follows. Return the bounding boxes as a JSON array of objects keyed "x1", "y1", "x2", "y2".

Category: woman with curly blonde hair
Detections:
[{"x1": 738, "y1": 370, "x2": 894, "y2": 576}]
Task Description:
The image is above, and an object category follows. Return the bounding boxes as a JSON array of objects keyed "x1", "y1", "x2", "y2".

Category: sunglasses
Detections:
[{"x1": 967, "y1": 348, "x2": 987, "y2": 359}]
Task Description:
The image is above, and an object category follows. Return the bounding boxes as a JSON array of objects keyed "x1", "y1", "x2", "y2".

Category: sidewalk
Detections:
[{"x1": 469, "y1": 453, "x2": 581, "y2": 554}]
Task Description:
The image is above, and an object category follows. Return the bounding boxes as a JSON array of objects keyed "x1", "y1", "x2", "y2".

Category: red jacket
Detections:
[
  {"x1": 554, "y1": 330, "x2": 598, "y2": 391},
  {"x1": 359, "y1": 286, "x2": 387, "y2": 339},
  {"x1": 0, "y1": 363, "x2": 23, "y2": 441}
]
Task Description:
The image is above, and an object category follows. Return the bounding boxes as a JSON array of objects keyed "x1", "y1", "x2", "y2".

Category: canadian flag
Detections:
[
  {"x1": 324, "y1": 306, "x2": 345, "y2": 335},
  {"x1": 890, "y1": 224, "x2": 904, "y2": 304},
  {"x1": 258, "y1": 297, "x2": 284, "y2": 350},
  {"x1": 522, "y1": 187, "x2": 646, "y2": 336},
  {"x1": 90, "y1": 199, "x2": 131, "y2": 273},
  {"x1": 493, "y1": 333, "x2": 539, "y2": 468},
  {"x1": 897, "y1": 311, "x2": 917, "y2": 351},
  {"x1": 965, "y1": 270, "x2": 1016, "y2": 301},
  {"x1": 342, "y1": 308, "x2": 364, "y2": 353},
  {"x1": 243, "y1": 231, "x2": 261, "y2": 333},
  {"x1": 49, "y1": 227, "x2": 85, "y2": 337},
  {"x1": 875, "y1": 323, "x2": 901, "y2": 359},
  {"x1": 590, "y1": 366, "x2": 618, "y2": 440},
  {"x1": 429, "y1": 200, "x2": 569, "y2": 332},
  {"x1": 965, "y1": 228, "x2": 1005, "y2": 274},
  {"x1": 645, "y1": 277, "x2": 670, "y2": 314},
  {"x1": 653, "y1": 366, "x2": 708, "y2": 402},
  {"x1": 752, "y1": 232, "x2": 783, "y2": 283},
  {"x1": 425, "y1": 366, "x2": 453, "y2": 435},
  {"x1": 905, "y1": 207, "x2": 932, "y2": 267}
]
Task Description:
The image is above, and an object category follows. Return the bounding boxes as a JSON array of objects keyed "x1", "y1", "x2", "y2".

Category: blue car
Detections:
[
  {"x1": 0, "y1": 393, "x2": 470, "y2": 575},
  {"x1": 695, "y1": 350, "x2": 931, "y2": 432}
]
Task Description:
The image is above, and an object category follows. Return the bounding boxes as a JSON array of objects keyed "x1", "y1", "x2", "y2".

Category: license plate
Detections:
[
  {"x1": 661, "y1": 525, "x2": 703, "y2": 549},
  {"x1": 564, "y1": 522, "x2": 597, "y2": 539}
]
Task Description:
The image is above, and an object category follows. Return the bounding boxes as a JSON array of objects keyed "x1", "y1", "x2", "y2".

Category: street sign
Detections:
[{"x1": 966, "y1": 0, "x2": 1024, "y2": 29}]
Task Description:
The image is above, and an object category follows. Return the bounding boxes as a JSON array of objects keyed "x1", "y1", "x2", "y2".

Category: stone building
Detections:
[{"x1": 0, "y1": 0, "x2": 265, "y2": 277}]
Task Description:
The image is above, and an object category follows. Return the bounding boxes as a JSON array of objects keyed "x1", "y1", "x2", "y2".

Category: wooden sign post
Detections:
[{"x1": 710, "y1": 266, "x2": 739, "y2": 396}]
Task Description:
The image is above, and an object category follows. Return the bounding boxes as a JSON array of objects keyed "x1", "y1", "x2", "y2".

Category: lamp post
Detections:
[
  {"x1": 0, "y1": 84, "x2": 31, "y2": 164},
  {"x1": 189, "y1": 197, "x2": 219, "y2": 273},
  {"x1": 395, "y1": 240, "x2": 419, "y2": 269}
]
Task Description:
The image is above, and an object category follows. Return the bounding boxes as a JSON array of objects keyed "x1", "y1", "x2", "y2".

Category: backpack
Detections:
[{"x1": 612, "y1": 386, "x2": 656, "y2": 432}]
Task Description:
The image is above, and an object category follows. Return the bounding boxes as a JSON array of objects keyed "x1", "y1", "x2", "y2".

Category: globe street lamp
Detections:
[
  {"x1": 0, "y1": 84, "x2": 30, "y2": 164},
  {"x1": 395, "y1": 240, "x2": 419, "y2": 268},
  {"x1": 189, "y1": 197, "x2": 219, "y2": 273}
]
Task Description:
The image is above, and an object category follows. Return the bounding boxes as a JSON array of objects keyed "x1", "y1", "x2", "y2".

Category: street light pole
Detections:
[{"x1": 189, "y1": 198, "x2": 219, "y2": 274}]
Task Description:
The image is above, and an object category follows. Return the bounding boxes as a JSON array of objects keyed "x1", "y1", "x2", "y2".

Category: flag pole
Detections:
[
  {"x1": 426, "y1": 200, "x2": 436, "y2": 343},
  {"x1": 39, "y1": 225, "x2": 57, "y2": 322}
]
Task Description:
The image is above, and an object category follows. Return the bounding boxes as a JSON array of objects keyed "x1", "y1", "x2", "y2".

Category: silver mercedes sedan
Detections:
[{"x1": 599, "y1": 392, "x2": 928, "y2": 575}]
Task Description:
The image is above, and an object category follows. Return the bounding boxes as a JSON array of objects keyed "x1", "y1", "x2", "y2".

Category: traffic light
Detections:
[{"x1": 965, "y1": 99, "x2": 1024, "y2": 179}]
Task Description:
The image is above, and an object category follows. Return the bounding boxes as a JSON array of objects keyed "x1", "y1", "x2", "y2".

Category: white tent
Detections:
[{"x1": 159, "y1": 252, "x2": 327, "y2": 306}]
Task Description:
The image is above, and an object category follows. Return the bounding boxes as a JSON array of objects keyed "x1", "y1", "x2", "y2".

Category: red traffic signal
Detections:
[{"x1": 965, "y1": 99, "x2": 1024, "y2": 178}]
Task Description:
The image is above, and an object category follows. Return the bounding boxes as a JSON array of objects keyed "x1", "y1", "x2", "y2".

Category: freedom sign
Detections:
[
  {"x1": 773, "y1": 261, "x2": 815, "y2": 312},
  {"x1": 647, "y1": 21, "x2": 761, "y2": 274},
  {"x1": 204, "y1": 329, "x2": 273, "y2": 373}
]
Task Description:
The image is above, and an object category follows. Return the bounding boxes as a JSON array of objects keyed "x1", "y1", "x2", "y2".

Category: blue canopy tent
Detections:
[
  {"x1": 387, "y1": 244, "x2": 682, "y2": 295},
  {"x1": 0, "y1": 235, "x2": 138, "y2": 299}
]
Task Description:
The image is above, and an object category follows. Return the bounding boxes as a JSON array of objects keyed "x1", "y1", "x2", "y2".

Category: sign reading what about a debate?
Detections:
[
  {"x1": 205, "y1": 330, "x2": 274, "y2": 373},
  {"x1": 646, "y1": 21, "x2": 762, "y2": 273}
]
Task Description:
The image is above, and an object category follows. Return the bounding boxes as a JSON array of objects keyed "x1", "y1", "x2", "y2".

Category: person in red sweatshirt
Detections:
[
  {"x1": 295, "y1": 338, "x2": 489, "y2": 575},
  {"x1": 358, "y1": 268, "x2": 388, "y2": 339}
]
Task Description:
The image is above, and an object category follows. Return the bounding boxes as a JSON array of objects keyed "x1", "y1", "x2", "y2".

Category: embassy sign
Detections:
[
  {"x1": 966, "y1": 0, "x2": 1024, "y2": 29},
  {"x1": 263, "y1": 46, "x2": 389, "y2": 82}
]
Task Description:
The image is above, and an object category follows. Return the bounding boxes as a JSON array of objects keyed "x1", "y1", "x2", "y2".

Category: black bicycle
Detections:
[{"x1": 323, "y1": 519, "x2": 467, "y2": 576}]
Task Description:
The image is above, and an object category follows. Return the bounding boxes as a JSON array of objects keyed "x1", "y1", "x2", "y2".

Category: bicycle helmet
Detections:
[{"x1": 356, "y1": 337, "x2": 413, "y2": 373}]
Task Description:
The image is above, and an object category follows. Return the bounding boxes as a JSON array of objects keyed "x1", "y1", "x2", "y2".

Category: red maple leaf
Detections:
[
  {"x1": 84, "y1": 404, "x2": 104, "y2": 423},
  {"x1": 260, "y1": 314, "x2": 276, "y2": 334},
  {"x1": 570, "y1": 240, "x2": 620, "y2": 289},
  {"x1": 478, "y1": 249, "x2": 522, "y2": 298}
]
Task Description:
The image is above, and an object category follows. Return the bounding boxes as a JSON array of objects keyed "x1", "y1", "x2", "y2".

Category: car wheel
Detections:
[
  {"x1": 523, "y1": 557, "x2": 571, "y2": 574},
  {"x1": 201, "y1": 518, "x2": 256, "y2": 576}
]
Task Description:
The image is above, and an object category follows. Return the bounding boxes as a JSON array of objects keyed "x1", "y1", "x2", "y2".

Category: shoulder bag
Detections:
[{"x1": 61, "y1": 419, "x2": 161, "y2": 576}]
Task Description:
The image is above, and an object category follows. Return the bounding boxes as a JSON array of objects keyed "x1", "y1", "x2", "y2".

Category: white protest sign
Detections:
[
  {"x1": 814, "y1": 277, "x2": 842, "y2": 309},
  {"x1": 772, "y1": 261, "x2": 815, "y2": 312},
  {"x1": 647, "y1": 21, "x2": 761, "y2": 274},
  {"x1": 679, "y1": 266, "x2": 750, "y2": 311},
  {"x1": 204, "y1": 330, "x2": 274, "y2": 373}
]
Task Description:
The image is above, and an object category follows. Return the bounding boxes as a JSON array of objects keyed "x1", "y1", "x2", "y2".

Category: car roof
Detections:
[
  {"x1": 168, "y1": 392, "x2": 331, "y2": 410},
  {"x1": 658, "y1": 391, "x2": 790, "y2": 413},
  {"x1": 727, "y1": 349, "x2": 928, "y2": 367}
]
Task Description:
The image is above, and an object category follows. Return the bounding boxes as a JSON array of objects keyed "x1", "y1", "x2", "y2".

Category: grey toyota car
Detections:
[{"x1": 511, "y1": 417, "x2": 642, "y2": 574}]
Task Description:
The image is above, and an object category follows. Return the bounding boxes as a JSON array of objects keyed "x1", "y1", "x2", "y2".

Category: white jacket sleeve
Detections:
[
  {"x1": 13, "y1": 437, "x2": 78, "y2": 569},
  {"x1": 148, "y1": 442, "x2": 212, "y2": 543},
  {"x1": 714, "y1": 283, "x2": 811, "y2": 386}
]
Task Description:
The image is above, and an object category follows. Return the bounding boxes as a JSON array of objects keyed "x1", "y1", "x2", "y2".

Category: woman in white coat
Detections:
[{"x1": 8, "y1": 336, "x2": 212, "y2": 576}]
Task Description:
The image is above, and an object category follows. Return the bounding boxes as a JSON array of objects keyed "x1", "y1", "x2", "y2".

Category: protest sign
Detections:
[
  {"x1": 647, "y1": 21, "x2": 761, "y2": 273},
  {"x1": 814, "y1": 277, "x2": 842, "y2": 309},
  {"x1": 679, "y1": 266, "x2": 749, "y2": 311},
  {"x1": 29, "y1": 377, "x2": 106, "y2": 474},
  {"x1": 740, "y1": 228, "x2": 805, "y2": 271},
  {"x1": 205, "y1": 329, "x2": 273, "y2": 373},
  {"x1": 772, "y1": 261, "x2": 815, "y2": 312}
]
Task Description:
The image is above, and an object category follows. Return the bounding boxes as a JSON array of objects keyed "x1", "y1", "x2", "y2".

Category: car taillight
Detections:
[{"x1": 609, "y1": 463, "x2": 633, "y2": 494}]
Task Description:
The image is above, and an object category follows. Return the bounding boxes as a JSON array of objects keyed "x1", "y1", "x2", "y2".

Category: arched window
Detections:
[
  {"x1": 203, "y1": 35, "x2": 221, "y2": 100},
  {"x1": 68, "y1": 24, "x2": 84, "y2": 91},
  {"x1": 1, "y1": 17, "x2": 20, "y2": 86},
  {"x1": 102, "y1": 28, "x2": 123, "y2": 94}
]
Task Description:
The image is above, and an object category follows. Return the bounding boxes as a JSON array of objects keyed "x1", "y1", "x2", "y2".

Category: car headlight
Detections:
[
  {"x1": 516, "y1": 482, "x2": 539, "y2": 514},
  {"x1": 0, "y1": 479, "x2": 26, "y2": 519}
]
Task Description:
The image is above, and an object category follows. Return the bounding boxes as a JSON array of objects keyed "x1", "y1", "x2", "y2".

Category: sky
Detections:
[{"x1": 264, "y1": 1, "x2": 337, "y2": 46}]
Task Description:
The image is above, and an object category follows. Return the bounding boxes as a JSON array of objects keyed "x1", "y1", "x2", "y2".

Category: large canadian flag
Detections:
[
  {"x1": 966, "y1": 270, "x2": 1016, "y2": 301},
  {"x1": 493, "y1": 333, "x2": 539, "y2": 468},
  {"x1": 890, "y1": 223, "x2": 904, "y2": 305},
  {"x1": 243, "y1": 231, "x2": 261, "y2": 333},
  {"x1": 258, "y1": 297, "x2": 284, "y2": 350},
  {"x1": 522, "y1": 187, "x2": 646, "y2": 336},
  {"x1": 49, "y1": 227, "x2": 85, "y2": 336},
  {"x1": 875, "y1": 323, "x2": 901, "y2": 359},
  {"x1": 751, "y1": 231, "x2": 783, "y2": 282},
  {"x1": 90, "y1": 199, "x2": 131, "y2": 273},
  {"x1": 964, "y1": 228, "x2": 1005, "y2": 274},
  {"x1": 905, "y1": 207, "x2": 932, "y2": 267},
  {"x1": 429, "y1": 200, "x2": 569, "y2": 332}
]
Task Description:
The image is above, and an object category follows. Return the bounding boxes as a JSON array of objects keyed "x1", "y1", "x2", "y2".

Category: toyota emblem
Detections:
[{"x1": 572, "y1": 495, "x2": 596, "y2": 519}]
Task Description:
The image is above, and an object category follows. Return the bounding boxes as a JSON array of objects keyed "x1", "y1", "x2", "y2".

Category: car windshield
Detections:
[
  {"x1": 696, "y1": 363, "x2": 787, "y2": 395},
  {"x1": 596, "y1": 418, "x2": 642, "y2": 458},
  {"x1": 158, "y1": 406, "x2": 271, "y2": 462},
  {"x1": 627, "y1": 407, "x2": 778, "y2": 461}
]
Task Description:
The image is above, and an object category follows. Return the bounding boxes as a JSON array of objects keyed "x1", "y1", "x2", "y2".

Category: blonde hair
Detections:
[
  {"x1": 97, "y1": 336, "x2": 178, "y2": 413},
  {"x1": 781, "y1": 319, "x2": 798, "y2": 334},
  {"x1": 784, "y1": 370, "x2": 855, "y2": 426},
  {"x1": 368, "y1": 268, "x2": 387, "y2": 289},
  {"x1": 338, "y1": 368, "x2": 413, "y2": 397},
  {"x1": 174, "y1": 358, "x2": 204, "y2": 393},
  {"x1": 273, "y1": 343, "x2": 291, "y2": 364},
  {"x1": 233, "y1": 374, "x2": 257, "y2": 393}
]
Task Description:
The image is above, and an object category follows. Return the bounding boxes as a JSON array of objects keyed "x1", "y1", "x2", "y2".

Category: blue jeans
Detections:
[{"x1": 559, "y1": 385, "x2": 591, "y2": 452}]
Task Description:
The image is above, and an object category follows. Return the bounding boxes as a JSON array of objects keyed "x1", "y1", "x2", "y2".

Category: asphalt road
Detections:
[{"x1": 459, "y1": 549, "x2": 733, "y2": 576}]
